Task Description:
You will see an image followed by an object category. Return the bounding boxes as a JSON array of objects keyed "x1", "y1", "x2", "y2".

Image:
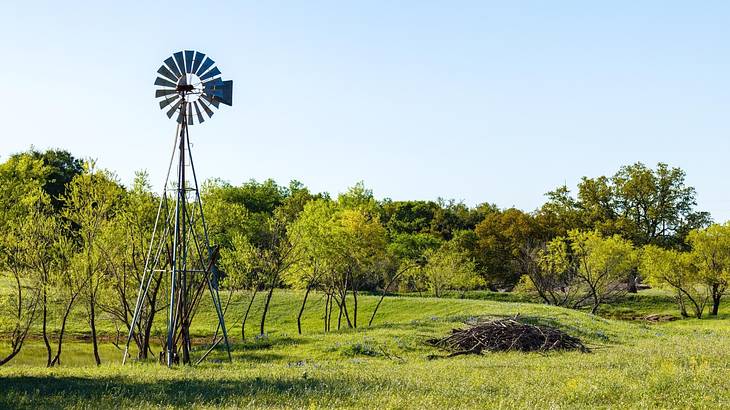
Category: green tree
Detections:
[
  {"x1": 285, "y1": 199, "x2": 339, "y2": 332},
  {"x1": 5, "y1": 149, "x2": 83, "y2": 212},
  {"x1": 474, "y1": 208, "x2": 542, "y2": 289},
  {"x1": 516, "y1": 238, "x2": 584, "y2": 308},
  {"x1": 640, "y1": 246, "x2": 705, "y2": 318},
  {"x1": 0, "y1": 154, "x2": 49, "y2": 365},
  {"x1": 687, "y1": 223, "x2": 730, "y2": 316},
  {"x1": 18, "y1": 193, "x2": 75, "y2": 366},
  {"x1": 421, "y1": 241, "x2": 483, "y2": 297},
  {"x1": 62, "y1": 162, "x2": 123, "y2": 365},
  {"x1": 569, "y1": 230, "x2": 637, "y2": 314},
  {"x1": 96, "y1": 172, "x2": 162, "y2": 359}
]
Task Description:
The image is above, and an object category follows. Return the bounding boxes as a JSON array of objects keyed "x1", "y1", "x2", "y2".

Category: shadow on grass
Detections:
[{"x1": 0, "y1": 374, "x2": 387, "y2": 408}]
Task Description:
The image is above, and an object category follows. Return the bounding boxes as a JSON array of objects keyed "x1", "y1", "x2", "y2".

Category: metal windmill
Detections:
[{"x1": 123, "y1": 50, "x2": 233, "y2": 366}]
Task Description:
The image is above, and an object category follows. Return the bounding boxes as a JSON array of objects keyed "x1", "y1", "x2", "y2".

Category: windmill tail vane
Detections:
[{"x1": 123, "y1": 50, "x2": 233, "y2": 367}]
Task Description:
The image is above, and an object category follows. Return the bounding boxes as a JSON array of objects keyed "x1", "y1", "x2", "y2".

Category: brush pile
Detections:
[{"x1": 427, "y1": 316, "x2": 589, "y2": 356}]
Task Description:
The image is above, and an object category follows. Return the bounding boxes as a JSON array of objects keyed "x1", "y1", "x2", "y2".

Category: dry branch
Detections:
[{"x1": 427, "y1": 315, "x2": 589, "y2": 356}]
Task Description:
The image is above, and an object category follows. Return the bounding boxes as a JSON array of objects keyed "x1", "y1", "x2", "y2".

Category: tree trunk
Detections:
[
  {"x1": 140, "y1": 308, "x2": 156, "y2": 360},
  {"x1": 327, "y1": 294, "x2": 333, "y2": 332},
  {"x1": 260, "y1": 286, "x2": 275, "y2": 336},
  {"x1": 297, "y1": 285, "x2": 312, "y2": 335},
  {"x1": 352, "y1": 288, "x2": 358, "y2": 329},
  {"x1": 51, "y1": 293, "x2": 78, "y2": 367},
  {"x1": 340, "y1": 290, "x2": 353, "y2": 328},
  {"x1": 369, "y1": 269, "x2": 407, "y2": 327},
  {"x1": 242, "y1": 289, "x2": 257, "y2": 341},
  {"x1": 676, "y1": 290, "x2": 688, "y2": 318},
  {"x1": 337, "y1": 299, "x2": 343, "y2": 330},
  {"x1": 42, "y1": 287, "x2": 51, "y2": 367},
  {"x1": 89, "y1": 296, "x2": 101, "y2": 366},
  {"x1": 627, "y1": 274, "x2": 638, "y2": 293},
  {"x1": 590, "y1": 293, "x2": 600, "y2": 314},
  {"x1": 711, "y1": 288, "x2": 721, "y2": 316},
  {"x1": 0, "y1": 347, "x2": 22, "y2": 366},
  {"x1": 323, "y1": 293, "x2": 329, "y2": 332}
]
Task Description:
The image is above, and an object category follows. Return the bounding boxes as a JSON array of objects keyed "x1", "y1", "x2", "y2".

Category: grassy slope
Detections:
[{"x1": 2, "y1": 290, "x2": 730, "y2": 409}]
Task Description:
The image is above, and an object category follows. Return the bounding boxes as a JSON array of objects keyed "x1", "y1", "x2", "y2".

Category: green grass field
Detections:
[{"x1": 2, "y1": 290, "x2": 730, "y2": 409}]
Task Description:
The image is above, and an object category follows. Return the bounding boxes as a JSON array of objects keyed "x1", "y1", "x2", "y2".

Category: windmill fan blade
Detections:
[
  {"x1": 191, "y1": 51, "x2": 205, "y2": 74},
  {"x1": 155, "y1": 89, "x2": 178, "y2": 98},
  {"x1": 218, "y1": 80, "x2": 233, "y2": 106},
  {"x1": 155, "y1": 51, "x2": 231, "y2": 123},
  {"x1": 196, "y1": 57, "x2": 215, "y2": 76},
  {"x1": 201, "y1": 93, "x2": 219, "y2": 108},
  {"x1": 199, "y1": 66, "x2": 221, "y2": 82},
  {"x1": 203, "y1": 77, "x2": 223, "y2": 87},
  {"x1": 184, "y1": 50, "x2": 195, "y2": 73},
  {"x1": 193, "y1": 101, "x2": 205, "y2": 124},
  {"x1": 173, "y1": 52, "x2": 186, "y2": 77},
  {"x1": 155, "y1": 77, "x2": 177, "y2": 88},
  {"x1": 164, "y1": 57, "x2": 182, "y2": 77},
  {"x1": 203, "y1": 78, "x2": 232, "y2": 106},
  {"x1": 157, "y1": 65, "x2": 178, "y2": 83},
  {"x1": 203, "y1": 78, "x2": 224, "y2": 97},
  {"x1": 159, "y1": 95, "x2": 180, "y2": 110},
  {"x1": 198, "y1": 99, "x2": 215, "y2": 118},
  {"x1": 166, "y1": 99, "x2": 182, "y2": 118}
]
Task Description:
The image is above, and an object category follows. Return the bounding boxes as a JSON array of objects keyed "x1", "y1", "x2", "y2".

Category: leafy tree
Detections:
[
  {"x1": 387, "y1": 232, "x2": 442, "y2": 264},
  {"x1": 96, "y1": 172, "x2": 162, "y2": 359},
  {"x1": 219, "y1": 232, "x2": 262, "y2": 340},
  {"x1": 4, "y1": 149, "x2": 83, "y2": 212},
  {"x1": 0, "y1": 195, "x2": 45, "y2": 366},
  {"x1": 516, "y1": 239, "x2": 584, "y2": 308},
  {"x1": 337, "y1": 207, "x2": 388, "y2": 327},
  {"x1": 246, "y1": 211, "x2": 299, "y2": 336},
  {"x1": 421, "y1": 241, "x2": 483, "y2": 297},
  {"x1": 640, "y1": 246, "x2": 705, "y2": 318},
  {"x1": 286, "y1": 199, "x2": 339, "y2": 332},
  {"x1": 18, "y1": 192, "x2": 74, "y2": 366},
  {"x1": 0, "y1": 154, "x2": 49, "y2": 365},
  {"x1": 474, "y1": 208, "x2": 543, "y2": 289},
  {"x1": 380, "y1": 200, "x2": 438, "y2": 235},
  {"x1": 62, "y1": 162, "x2": 123, "y2": 365},
  {"x1": 569, "y1": 230, "x2": 637, "y2": 314},
  {"x1": 687, "y1": 223, "x2": 730, "y2": 316},
  {"x1": 535, "y1": 185, "x2": 586, "y2": 238},
  {"x1": 286, "y1": 199, "x2": 337, "y2": 333},
  {"x1": 202, "y1": 180, "x2": 254, "y2": 247},
  {"x1": 610, "y1": 163, "x2": 711, "y2": 247}
]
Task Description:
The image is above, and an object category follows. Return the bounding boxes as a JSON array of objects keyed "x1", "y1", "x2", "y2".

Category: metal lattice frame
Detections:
[{"x1": 123, "y1": 50, "x2": 233, "y2": 366}]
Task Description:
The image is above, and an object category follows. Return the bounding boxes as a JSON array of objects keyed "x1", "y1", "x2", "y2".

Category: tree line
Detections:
[{"x1": 0, "y1": 148, "x2": 725, "y2": 366}]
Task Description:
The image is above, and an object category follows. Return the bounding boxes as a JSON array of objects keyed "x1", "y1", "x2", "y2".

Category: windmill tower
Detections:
[{"x1": 123, "y1": 50, "x2": 233, "y2": 366}]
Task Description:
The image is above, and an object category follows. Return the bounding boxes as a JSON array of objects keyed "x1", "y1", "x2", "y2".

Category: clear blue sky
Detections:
[{"x1": 2, "y1": 1, "x2": 728, "y2": 221}]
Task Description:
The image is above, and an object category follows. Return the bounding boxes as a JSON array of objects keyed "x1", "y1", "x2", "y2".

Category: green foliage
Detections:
[
  {"x1": 542, "y1": 162, "x2": 711, "y2": 249},
  {"x1": 420, "y1": 241, "x2": 483, "y2": 297},
  {"x1": 686, "y1": 223, "x2": 730, "y2": 315},
  {"x1": 474, "y1": 208, "x2": 542, "y2": 288},
  {"x1": 0, "y1": 148, "x2": 720, "y2": 374},
  {"x1": 14, "y1": 149, "x2": 83, "y2": 211},
  {"x1": 568, "y1": 230, "x2": 637, "y2": 313},
  {"x1": 640, "y1": 245, "x2": 706, "y2": 318}
]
